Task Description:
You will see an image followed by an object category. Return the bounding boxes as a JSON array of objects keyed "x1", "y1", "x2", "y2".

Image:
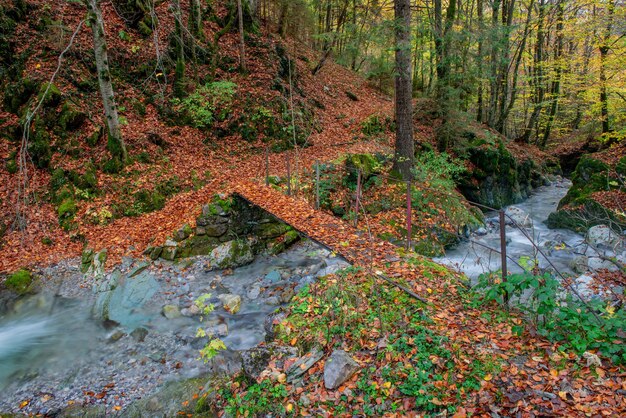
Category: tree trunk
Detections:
[
  {"x1": 392, "y1": 0, "x2": 414, "y2": 180},
  {"x1": 540, "y1": 0, "x2": 564, "y2": 148},
  {"x1": 599, "y1": 0, "x2": 615, "y2": 135},
  {"x1": 237, "y1": 0, "x2": 246, "y2": 70},
  {"x1": 476, "y1": 0, "x2": 484, "y2": 122},
  {"x1": 517, "y1": 0, "x2": 545, "y2": 144},
  {"x1": 86, "y1": 0, "x2": 126, "y2": 162}
]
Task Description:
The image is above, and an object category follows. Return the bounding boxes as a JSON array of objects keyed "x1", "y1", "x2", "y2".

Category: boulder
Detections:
[
  {"x1": 209, "y1": 240, "x2": 254, "y2": 269},
  {"x1": 568, "y1": 256, "x2": 588, "y2": 274},
  {"x1": 587, "y1": 225, "x2": 622, "y2": 248},
  {"x1": 323, "y1": 350, "x2": 360, "y2": 390},
  {"x1": 241, "y1": 346, "x2": 273, "y2": 379},
  {"x1": 504, "y1": 206, "x2": 533, "y2": 228},
  {"x1": 218, "y1": 294, "x2": 242, "y2": 314},
  {"x1": 588, "y1": 257, "x2": 620, "y2": 272},
  {"x1": 130, "y1": 327, "x2": 149, "y2": 342}
]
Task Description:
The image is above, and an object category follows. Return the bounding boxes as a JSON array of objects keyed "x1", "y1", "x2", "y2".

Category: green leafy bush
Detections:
[
  {"x1": 172, "y1": 81, "x2": 237, "y2": 130},
  {"x1": 475, "y1": 271, "x2": 625, "y2": 364}
]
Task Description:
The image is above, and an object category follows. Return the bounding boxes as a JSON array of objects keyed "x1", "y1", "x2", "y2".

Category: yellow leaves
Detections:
[
  {"x1": 426, "y1": 287, "x2": 433, "y2": 294},
  {"x1": 483, "y1": 374, "x2": 492, "y2": 381},
  {"x1": 286, "y1": 403, "x2": 294, "y2": 413},
  {"x1": 290, "y1": 337, "x2": 298, "y2": 346},
  {"x1": 559, "y1": 391, "x2": 569, "y2": 400},
  {"x1": 19, "y1": 400, "x2": 30, "y2": 409}
]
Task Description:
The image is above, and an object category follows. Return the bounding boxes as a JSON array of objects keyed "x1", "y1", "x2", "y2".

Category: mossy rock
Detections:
[
  {"x1": 547, "y1": 199, "x2": 626, "y2": 233},
  {"x1": 559, "y1": 156, "x2": 612, "y2": 208},
  {"x1": 58, "y1": 102, "x2": 87, "y2": 132},
  {"x1": 5, "y1": 269, "x2": 33, "y2": 294},
  {"x1": 3, "y1": 78, "x2": 38, "y2": 114},
  {"x1": 133, "y1": 189, "x2": 166, "y2": 214},
  {"x1": 27, "y1": 117, "x2": 52, "y2": 169},
  {"x1": 38, "y1": 82, "x2": 62, "y2": 108}
]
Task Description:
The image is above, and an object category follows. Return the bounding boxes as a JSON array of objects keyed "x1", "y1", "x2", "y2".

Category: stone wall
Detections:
[{"x1": 145, "y1": 195, "x2": 299, "y2": 269}]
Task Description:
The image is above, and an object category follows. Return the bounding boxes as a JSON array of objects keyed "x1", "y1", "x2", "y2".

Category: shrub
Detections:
[{"x1": 171, "y1": 81, "x2": 237, "y2": 130}]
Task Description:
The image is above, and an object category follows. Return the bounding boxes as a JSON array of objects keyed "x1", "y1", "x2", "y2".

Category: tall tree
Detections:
[
  {"x1": 85, "y1": 0, "x2": 127, "y2": 163},
  {"x1": 392, "y1": 0, "x2": 414, "y2": 180}
]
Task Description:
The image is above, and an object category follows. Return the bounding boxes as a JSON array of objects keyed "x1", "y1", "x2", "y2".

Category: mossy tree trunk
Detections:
[
  {"x1": 85, "y1": 0, "x2": 127, "y2": 163},
  {"x1": 392, "y1": 0, "x2": 414, "y2": 180}
]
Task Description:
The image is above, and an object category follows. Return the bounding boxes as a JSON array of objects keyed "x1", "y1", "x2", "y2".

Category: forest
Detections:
[{"x1": 0, "y1": 0, "x2": 625, "y2": 416}]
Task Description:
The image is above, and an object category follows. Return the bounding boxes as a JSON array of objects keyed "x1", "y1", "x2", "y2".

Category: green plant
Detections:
[
  {"x1": 413, "y1": 151, "x2": 466, "y2": 191},
  {"x1": 194, "y1": 293, "x2": 226, "y2": 362},
  {"x1": 172, "y1": 81, "x2": 237, "y2": 129},
  {"x1": 475, "y1": 271, "x2": 626, "y2": 364}
]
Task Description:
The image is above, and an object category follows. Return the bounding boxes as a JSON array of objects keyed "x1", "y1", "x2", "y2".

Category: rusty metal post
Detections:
[
  {"x1": 499, "y1": 209, "x2": 509, "y2": 304},
  {"x1": 286, "y1": 154, "x2": 291, "y2": 196},
  {"x1": 354, "y1": 170, "x2": 361, "y2": 228},
  {"x1": 265, "y1": 146, "x2": 269, "y2": 186},
  {"x1": 315, "y1": 161, "x2": 320, "y2": 210},
  {"x1": 406, "y1": 179, "x2": 412, "y2": 249}
]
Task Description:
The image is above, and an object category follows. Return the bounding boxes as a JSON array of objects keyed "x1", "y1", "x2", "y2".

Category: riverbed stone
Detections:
[
  {"x1": 130, "y1": 327, "x2": 149, "y2": 342},
  {"x1": 587, "y1": 225, "x2": 622, "y2": 248},
  {"x1": 162, "y1": 304, "x2": 182, "y2": 319},
  {"x1": 588, "y1": 257, "x2": 620, "y2": 272},
  {"x1": 505, "y1": 206, "x2": 533, "y2": 228},
  {"x1": 218, "y1": 294, "x2": 241, "y2": 314},
  {"x1": 265, "y1": 270, "x2": 281, "y2": 282},
  {"x1": 323, "y1": 350, "x2": 360, "y2": 390},
  {"x1": 568, "y1": 256, "x2": 589, "y2": 274}
]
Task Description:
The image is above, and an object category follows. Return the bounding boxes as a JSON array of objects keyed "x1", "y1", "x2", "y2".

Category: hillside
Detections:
[{"x1": 0, "y1": 0, "x2": 395, "y2": 272}]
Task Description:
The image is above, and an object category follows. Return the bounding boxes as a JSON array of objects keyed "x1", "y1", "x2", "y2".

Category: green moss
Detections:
[
  {"x1": 41, "y1": 236, "x2": 53, "y2": 246},
  {"x1": 102, "y1": 158, "x2": 123, "y2": 174},
  {"x1": 58, "y1": 197, "x2": 77, "y2": 230},
  {"x1": 58, "y1": 102, "x2": 86, "y2": 132},
  {"x1": 38, "y1": 82, "x2": 62, "y2": 108},
  {"x1": 5, "y1": 269, "x2": 32, "y2": 294},
  {"x1": 3, "y1": 78, "x2": 38, "y2": 114},
  {"x1": 86, "y1": 128, "x2": 102, "y2": 147},
  {"x1": 81, "y1": 248, "x2": 95, "y2": 273},
  {"x1": 6, "y1": 156, "x2": 17, "y2": 174},
  {"x1": 559, "y1": 156, "x2": 612, "y2": 208},
  {"x1": 27, "y1": 117, "x2": 52, "y2": 169},
  {"x1": 547, "y1": 199, "x2": 626, "y2": 233},
  {"x1": 133, "y1": 189, "x2": 166, "y2": 214}
]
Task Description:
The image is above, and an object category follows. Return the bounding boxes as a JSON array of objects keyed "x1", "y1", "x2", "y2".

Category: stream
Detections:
[
  {"x1": 0, "y1": 240, "x2": 348, "y2": 415},
  {"x1": 436, "y1": 178, "x2": 591, "y2": 280}
]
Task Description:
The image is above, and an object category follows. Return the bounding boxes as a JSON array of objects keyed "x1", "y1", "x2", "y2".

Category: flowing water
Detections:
[
  {"x1": 0, "y1": 240, "x2": 348, "y2": 414},
  {"x1": 435, "y1": 178, "x2": 586, "y2": 280}
]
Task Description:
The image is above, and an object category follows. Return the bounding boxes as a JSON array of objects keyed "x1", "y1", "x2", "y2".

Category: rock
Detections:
[
  {"x1": 264, "y1": 311, "x2": 287, "y2": 341},
  {"x1": 266, "y1": 296, "x2": 281, "y2": 306},
  {"x1": 195, "y1": 226, "x2": 206, "y2": 235},
  {"x1": 162, "y1": 304, "x2": 182, "y2": 319},
  {"x1": 164, "y1": 239, "x2": 178, "y2": 247},
  {"x1": 209, "y1": 240, "x2": 254, "y2": 269},
  {"x1": 475, "y1": 227, "x2": 488, "y2": 236},
  {"x1": 218, "y1": 294, "x2": 242, "y2": 314},
  {"x1": 161, "y1": 247, "x2": 177, "y2": 261},
  {"x1": 280, "y1": 288, "x2": 295, "y2": 303},
  {"x1": 107, "y1": 330, "x2": 126, "y2": 342},
  {"x1": 247, "y1": 284, "x2": 261, "y2": 300},
  {"x1": 287, "y1": 348, "x2": 323, "y2": 383},
  {"x1": 587, "y1": 225, "x2": 622, "y2": 248},
  {"x1": 265, "y1": 270, "x2": 281, "y2": 283},
  {"x1": 174, "y1": 224, "x2": 193, "y2": 242},
  {"x1": 241, "y1": 346, "x2": 273, "y2": 379},
  {"x1": 204, "y1": 223, "x2": 229, "y2": 237},
  {"x1": 130, "y1": 327, "x2": 149, "y2": 342},
  {"x1": 149, "y1": 246, "x2": 162, "y2": 260},
  {"x1": 323, "y1": 350, "x2": 360, "y2": 390},
  {"x1": 588, "y1": 257, "x2": 620, "y2": 272},
  {"x1": 505, "y1": 206, "x2": 533, "y2": 228},
  {"x1": 568, "y1": 256, "x2": 589, "y2": 274}
]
